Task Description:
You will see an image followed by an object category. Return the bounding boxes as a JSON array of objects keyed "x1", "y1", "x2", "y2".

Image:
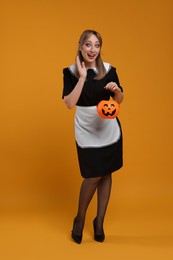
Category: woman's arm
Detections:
[
  {"x1": 112, "y1": 86, "x2": 124, "y2": 104},
  {"x1": 63, "y1": 56, "x2": 87, "y2": 109},
  {"x1": 105, "y1": 82, "x2": 124, "y2": 104},
  {"x1": 64, "y1": 76, "x2": 86, "y2": 109}
]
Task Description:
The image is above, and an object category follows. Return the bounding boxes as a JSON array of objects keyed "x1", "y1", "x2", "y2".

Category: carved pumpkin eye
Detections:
[{"x1": 97, "y1": 100, "x2": 120, "y2": 119}]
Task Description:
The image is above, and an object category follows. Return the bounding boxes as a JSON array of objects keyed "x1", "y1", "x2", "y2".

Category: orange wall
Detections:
[{"x1": 0, "y1": 0, "x2": 172, "y2": 219}]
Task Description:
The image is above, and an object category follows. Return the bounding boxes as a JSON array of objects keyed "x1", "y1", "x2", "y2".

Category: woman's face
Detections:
[{"x1": 80, "y1": 34, "x2": 101, "y2": 67}]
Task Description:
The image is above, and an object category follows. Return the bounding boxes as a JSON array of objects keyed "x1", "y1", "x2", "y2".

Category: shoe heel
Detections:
[
  {"x1": 71, "y1": 217, "x2": 82, "y2": 244},
  {"x1": 93, "y1": 217, "x2": 105, "y2": 242}
]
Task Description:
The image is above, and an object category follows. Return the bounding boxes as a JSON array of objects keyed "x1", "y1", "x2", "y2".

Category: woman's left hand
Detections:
[
  {"x1": 105, "y1": 82, "x2": 121, "y2": 93},
  {"x1": 105, "y1": 82, "x2": 124, "y2": 104}
]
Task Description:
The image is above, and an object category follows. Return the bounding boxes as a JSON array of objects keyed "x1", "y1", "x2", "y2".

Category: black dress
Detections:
[{"x1": 62, "y1": 63, "x2": 123, "y2": 178}]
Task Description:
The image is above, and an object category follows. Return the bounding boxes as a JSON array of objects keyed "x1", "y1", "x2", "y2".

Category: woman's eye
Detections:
[{"x1": 85, "y1": 43, "x2": 100, "y2": 48}]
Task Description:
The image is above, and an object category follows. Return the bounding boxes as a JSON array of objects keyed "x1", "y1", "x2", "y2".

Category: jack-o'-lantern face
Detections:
[{"x1": 97, "y1": 100, "x2": 120, "y2": 119}]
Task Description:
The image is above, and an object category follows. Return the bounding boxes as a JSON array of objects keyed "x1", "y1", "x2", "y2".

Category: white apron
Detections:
[{"x1": 75, "y1": 106, "x2": 121, "y2": 148}]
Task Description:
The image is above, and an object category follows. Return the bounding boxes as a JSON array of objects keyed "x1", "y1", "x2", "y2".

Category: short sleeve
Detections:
[
  {"x1": 62, "y1": 68, "x2": 77, "y2": 98},
  {"x1": 112, "y1": 67, "x2": 123, "y2": 92},
  {"x1": 109, "y1": 67, "x2": 123, "y2": 97}
]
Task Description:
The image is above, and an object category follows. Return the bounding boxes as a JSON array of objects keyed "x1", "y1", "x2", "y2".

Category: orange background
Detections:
[{"x1": 0, "y1": 0, "x2": 173, "y2": 259}]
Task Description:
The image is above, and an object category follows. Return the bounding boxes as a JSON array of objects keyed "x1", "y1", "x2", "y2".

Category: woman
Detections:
[{"x1": 62, "y1": 30, "x2": 124, "y2": 244}]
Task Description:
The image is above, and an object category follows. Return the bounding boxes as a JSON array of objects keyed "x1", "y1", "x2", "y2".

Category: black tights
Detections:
[{"x1": 73, "y1": 174, "x2": 112, "y2": 235}]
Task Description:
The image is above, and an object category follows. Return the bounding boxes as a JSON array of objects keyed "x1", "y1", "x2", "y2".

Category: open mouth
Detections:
[{"x1": 87, "y1": 54, "x2": 96, "y2": 59}]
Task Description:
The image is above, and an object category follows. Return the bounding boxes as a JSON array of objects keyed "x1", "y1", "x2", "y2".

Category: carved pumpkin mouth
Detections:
[{"x1": 102, "y1": 108, "x2": 116, "y2": 116}]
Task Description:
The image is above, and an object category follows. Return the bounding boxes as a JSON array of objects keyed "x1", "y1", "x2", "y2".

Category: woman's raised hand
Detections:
[{"x1": 76, "y1": 56, "x2": 87, "y2": 79}]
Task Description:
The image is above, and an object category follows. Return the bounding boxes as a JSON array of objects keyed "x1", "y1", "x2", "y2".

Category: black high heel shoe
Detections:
[
  {"x1": 93, "y1": 217, "x2": 105, "y2": 242},
  {"x1": 71, "y1": 217, "x2": 83, "y2": 244}
]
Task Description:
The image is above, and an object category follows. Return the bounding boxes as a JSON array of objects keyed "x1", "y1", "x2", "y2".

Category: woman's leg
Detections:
[
  {"x1": 96, "y1": 173, "x2": 112, "y2": 234},
  {"x1": 72, "y1": 176, "x2": 102, "y2": 235}
]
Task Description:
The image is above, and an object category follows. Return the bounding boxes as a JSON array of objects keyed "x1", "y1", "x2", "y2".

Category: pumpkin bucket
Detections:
[{"x1": 97, "y1": 100, "x2": 120, "y2": 119}]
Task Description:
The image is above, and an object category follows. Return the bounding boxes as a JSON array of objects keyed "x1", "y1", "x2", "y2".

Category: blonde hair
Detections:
[{"x1": 76, "y1": 30, "x2": 106, "y2": 80}]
